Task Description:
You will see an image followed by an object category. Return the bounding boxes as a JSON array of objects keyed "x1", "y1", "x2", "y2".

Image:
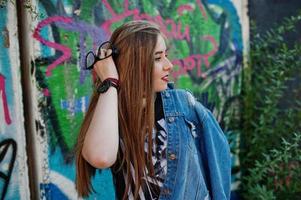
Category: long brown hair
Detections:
[{"x1": 76, "y1": 20, "x2": 161, "y2": 199}]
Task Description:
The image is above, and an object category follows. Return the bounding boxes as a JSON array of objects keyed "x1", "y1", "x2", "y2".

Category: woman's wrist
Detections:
[
  {"x1": 97, "y1": 77, "x2": 119, "y2": 93},
  {"x1": 102, "y1": 75, "x2": 119, "y2": 80}
]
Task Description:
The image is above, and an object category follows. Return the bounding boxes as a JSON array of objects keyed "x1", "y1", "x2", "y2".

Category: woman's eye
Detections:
[{"x1": 155, "y1": 57, "x2": 161, "y2": 61}]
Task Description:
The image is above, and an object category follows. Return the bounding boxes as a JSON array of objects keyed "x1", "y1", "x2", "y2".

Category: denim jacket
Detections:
[{"x1": 158, "y1": 83, "x2": 231, "y2": 200}]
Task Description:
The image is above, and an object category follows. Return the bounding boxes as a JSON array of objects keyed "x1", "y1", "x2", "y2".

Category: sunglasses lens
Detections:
[
  {"x1": 101, "y1": 42, "x2": 111, "y2": 50},
  {"x1": 98, "y1": 42, "x2": 112, "y2": 59},
  {"x1": 86, "y1": 52, "x2": 95, "y2": 69}
]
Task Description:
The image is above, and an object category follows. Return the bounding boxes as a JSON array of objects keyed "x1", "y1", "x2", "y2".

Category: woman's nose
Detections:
[{"x1": 163, "y1": 58, "x2": 173, "y2": 71}]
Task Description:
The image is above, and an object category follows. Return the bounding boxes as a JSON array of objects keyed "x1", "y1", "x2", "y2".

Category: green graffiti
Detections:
[{"x1": 35, "y1": 0, "x2": 242, "y2": 161}]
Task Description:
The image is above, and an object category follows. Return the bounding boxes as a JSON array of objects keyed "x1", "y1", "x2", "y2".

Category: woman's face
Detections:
[{"x1": 153, "y1": 34, "x2": 173, "y2": 92}]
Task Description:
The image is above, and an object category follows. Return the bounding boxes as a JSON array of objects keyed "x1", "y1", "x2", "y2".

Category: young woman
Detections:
[{"x1": 76, "y1": 20, "x2": 231, "y2": 200}]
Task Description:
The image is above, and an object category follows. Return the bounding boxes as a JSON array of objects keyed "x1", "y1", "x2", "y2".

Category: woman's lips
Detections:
[{"x1": 161, "y1": 75, "x2": 169, "y2": 82}]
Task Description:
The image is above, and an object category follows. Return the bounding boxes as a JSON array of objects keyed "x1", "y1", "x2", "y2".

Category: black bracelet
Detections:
[{"x1": 97, "y1": 78, "x2": 119, "y2": 93}]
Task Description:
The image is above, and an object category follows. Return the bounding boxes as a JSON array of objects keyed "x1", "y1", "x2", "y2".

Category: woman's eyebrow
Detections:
[
  {"x1": 154, "y1": 48, "x2": 169, "y2": 55},
  {"x1": 155, "y1": 51, "x2": 163, "y2": 55}
]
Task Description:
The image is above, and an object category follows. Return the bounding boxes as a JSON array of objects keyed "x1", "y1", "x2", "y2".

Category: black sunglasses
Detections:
[{"x1": 85, "y1": 41, "x2": 119, "y2": 70}]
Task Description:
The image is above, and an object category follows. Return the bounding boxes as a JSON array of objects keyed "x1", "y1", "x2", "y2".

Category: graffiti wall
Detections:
[
  {"x1": 30, "y1": 0, "x2": 247, "y2": 199},
  {"x1": 0, "y1": 2, "x2": 30, "y2": 200}
]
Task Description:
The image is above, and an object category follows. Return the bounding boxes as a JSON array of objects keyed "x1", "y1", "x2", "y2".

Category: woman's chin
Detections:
[{"x1": 154, "y1": 84, "x2": 168, "y2": 92}]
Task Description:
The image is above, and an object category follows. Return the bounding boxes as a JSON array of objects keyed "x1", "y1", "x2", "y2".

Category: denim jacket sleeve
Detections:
[{"x1": 187, "y1": 92, "x2": 231, "y2": 200}]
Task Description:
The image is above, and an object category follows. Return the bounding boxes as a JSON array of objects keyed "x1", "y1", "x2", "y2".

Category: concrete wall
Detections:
[
  {"x1": 0, "y1": 2, "x2": 30, "y2": 199},
  {"x1": 0, "y1": 0, "x2": 249, "y2": 199}
]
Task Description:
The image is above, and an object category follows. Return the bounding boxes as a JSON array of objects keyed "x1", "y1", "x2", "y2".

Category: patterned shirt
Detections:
[{"x1": 112, "y1": 94, "x2": 167, "y2": 200}]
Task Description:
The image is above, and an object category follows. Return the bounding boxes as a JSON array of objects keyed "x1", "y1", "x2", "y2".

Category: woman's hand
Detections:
[{"x1": 94, "y1": 49, "x2": 119, "y2": 81}]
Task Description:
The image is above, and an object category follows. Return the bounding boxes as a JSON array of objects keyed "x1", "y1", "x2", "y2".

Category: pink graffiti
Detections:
[
  {"x1": 102, "y1": 0, "x2": 117, "y2": 16},
  {"x1": 101, "y1": 0, "x2": 139, "y2": 33},
  {"x1": 33, "y1": 0, "x2": 217, "y2": 81},
  {"x1": 134, "y1": 14, "x2": 190, "y2": 41},
  {"x1": 161, "y1": 18, "x2": 190, "y2": 41},
  {"x1": 172, "y1": 54, "x2": 208, "y2": 79},
  {"x1": 100, "y1": 0, "x2": 191, "y2": 41},
  {"x1": 0, "y1": 74, "x2": 12, "y2": 125},
  {"x1": 196, "y1": 0, "x2": 207, "y2": 20},
  {"x1": 135, "y1": 14, "x2": 191, "y2": 41},
  {"x1": 171, "y1": 35, "x2": 218, "y2": 79},
  {"x1": 200, "y1": 35, "x2": 218, "y2": 66},
  {"x1": 177, "y1": 4, "x2": 194, "y2": 15},
  {"x1": 33, "y1": 16, "x2": 72, "y2": 76},
  {"x1": 43, "y1": 88, "x2": 50, "y2": 97}
]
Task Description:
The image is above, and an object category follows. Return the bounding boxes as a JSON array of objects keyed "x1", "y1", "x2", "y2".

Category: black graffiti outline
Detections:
[{"x1": 0, "y1": 138, "x2": 17, "y2": 200}]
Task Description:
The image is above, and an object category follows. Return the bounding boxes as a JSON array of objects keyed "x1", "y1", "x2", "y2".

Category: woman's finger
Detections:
[{"x1": 98, "y1": 49, "x2": 106, "y2": 59}]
